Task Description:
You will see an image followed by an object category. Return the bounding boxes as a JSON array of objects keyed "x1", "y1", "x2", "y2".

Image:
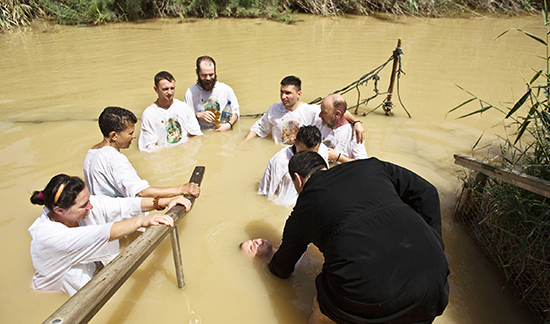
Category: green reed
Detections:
[{"x1": 450, "y1": 2, "x2": 550, "y2": 321}]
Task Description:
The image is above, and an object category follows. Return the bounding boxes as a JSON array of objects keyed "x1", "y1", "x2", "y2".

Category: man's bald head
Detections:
[{"x1": 320, "y1": 93, "x2": 347, "y2": 129}]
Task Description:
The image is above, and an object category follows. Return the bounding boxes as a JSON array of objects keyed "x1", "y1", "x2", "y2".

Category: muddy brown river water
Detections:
[{"x1": 0, "y1": 14, "x2": 543, "y2": 323}]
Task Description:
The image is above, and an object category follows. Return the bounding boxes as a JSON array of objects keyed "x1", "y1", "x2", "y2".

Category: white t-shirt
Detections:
[
  {"x1": 83, "y1": 146, "x2": 150, "y2": 198},
  {"x1": 139, "y1": 99, "x2": 203, "y2": 152},
  {"x1": 258, "y1": 144, "x2": 329, "y2": 207},
  {"x1": 28, "y1": 195, "x2": 143, "y2": 296},
  {"x1": 249, "y1": 102, "x2": 322, "y2": 145},
  {"x1": 320, "y1": 123, "x2": 368, "y2": 161},
  {"x1": 184, "y1": 82, "x2": 240, "y2": 129}
]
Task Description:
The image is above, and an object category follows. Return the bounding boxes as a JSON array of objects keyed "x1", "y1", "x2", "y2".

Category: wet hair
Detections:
[
  {"x1": 196, "y1": 56, "x2": 216, "y2": 72},
  {"x1": 154, "y1": 71, "x2": 175, "y2": 87},
  {"x1": 289, "y1": 151, "x2": 327, "y2": 182},
  {"x1": 295, "y1": 125, "x2": 321, "y2": 149},
  {"x1": 30, "y1": 174, "x2": 86, "y2": 211},
  {"x1": 98, "y1": 106, "x2": 137, "y2": 137},
  {"x1": 281, "y1": 75, "x2": 301, "y2": 92}
]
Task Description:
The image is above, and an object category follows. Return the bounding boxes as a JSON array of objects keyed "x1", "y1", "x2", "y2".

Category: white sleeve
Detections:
[
  {"x1": 318, "y1": 144, "x2": 330, "y2": 164},
  {"x1": 249, "y1": 105, "x2": 275, "y2": 138},
  {"x1": 139, "y1": 108, "x2": 160, "y2": 152},
  {"x1": 184, "y1": 87, "x2": 201, "y2": 113},
  {"x1": 227, "y1": 87, "x2": 240, "y2": 118},
  {"x1": 258, "y1": 159, "x2": 278, "y2": 199},
  {"x1": 351, "y1": 141, "x2": 368, "y2": 159},
  {"x1": 181, "y1": 102, "x2": 203, "y2": 136},
  {"x1": 64, "y1": 223, "x2": 113, "y2": 265},
  {"x1": 112, "y1": 154, "x2": 150, "y2": 197},
  {"x1": 309, "y1": 105, "x2": 323, "y2": 127},
  {"x1": 89, "y1": 195, "x2": 144, "y2": 223}
]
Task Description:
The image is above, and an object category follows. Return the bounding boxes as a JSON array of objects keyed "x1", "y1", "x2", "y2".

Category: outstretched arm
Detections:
[
  {"x1": 137, "y1": 183, "x2": 200, "y2": 198},
  {"x1": 243, "y1": 130, "x2": 259, "y2": 143},
  {"x1": 109, "y1": 214, "x2": 173, "y2": 241}
]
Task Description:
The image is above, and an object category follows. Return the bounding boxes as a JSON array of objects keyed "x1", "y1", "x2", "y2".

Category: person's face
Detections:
[
  {"x1": 280, "y1": 85, "x2": 301, "y2": 110},
  {"x1": 295, "y1": 141, "x2": 320, "y2": 153},
  {"x1": 56, "y1": 187, "x2": 93, "y2": 227},
  {"x1": 319, "y1": 102, "x2": 337, "y2": 129},
  {"x1": 240, "y1": 238, "x2": 272, "y2": 258},
  {"x1": 197, "y1": 61, "x2": 217, "y2": 91},
  {"x1": 154, "y1": 79, "x2": 175, "y2": 103},
  {"x1": 114, "y1": 123, "x2": 137, "y2": 150}
]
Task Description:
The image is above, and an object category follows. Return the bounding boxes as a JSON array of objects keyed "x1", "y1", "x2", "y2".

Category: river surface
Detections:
[{"x1": 0, "y1": 14, "x2": 542, "y2": 323}]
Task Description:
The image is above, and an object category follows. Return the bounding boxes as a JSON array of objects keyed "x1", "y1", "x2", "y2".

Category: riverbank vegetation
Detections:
[
  {"x1": 0, "y1": 0, "x2": 541, "y2": 31},
  {"x1": 450, "y1": 3, "x2": 550, "y2": 322}
]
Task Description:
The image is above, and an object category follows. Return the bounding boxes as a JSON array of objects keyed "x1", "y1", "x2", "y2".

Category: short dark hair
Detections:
[
  {"x1": 289, "y1": 151, "x2": 327, "y2": 181},
  {"x1": 281, "y1": 75, "x2": 301, "y2": 92},
  {"x1": 196, "y1": 56, "x2": 216, "y2": 71},
  {"x1": 154, "y1": 71, "x2": 174, "y2": 87},
  {"x1": 98, "y1": 106, "x2": 137, "y2": 137},
  {"x1": 295, "y1": 125, "x2": 321, "y2": 148},
  {"x1": 30, "y1": 174, "x2": 86, "y2": 211}
]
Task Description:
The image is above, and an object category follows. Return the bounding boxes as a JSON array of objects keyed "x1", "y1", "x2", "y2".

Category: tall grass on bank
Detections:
[
  {"x1": 1, "y1": 0, "x2": 43, "y2": 30},
  {"x1": 449, "y1": 3, "x2": 550, "y2": 322},
  {"x1": 0, "y1": 0, "x2": 541, "y2": 31}
]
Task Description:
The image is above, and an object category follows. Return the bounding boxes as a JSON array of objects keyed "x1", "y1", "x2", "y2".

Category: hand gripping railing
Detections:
[{"x1": 42, "y1": 166, "x2": 206, "y2": 324}]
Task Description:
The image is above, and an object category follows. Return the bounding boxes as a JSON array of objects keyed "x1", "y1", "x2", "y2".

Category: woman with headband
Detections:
[{"x1": 28, "y1": 174, "x2": 191, "y2": 296}]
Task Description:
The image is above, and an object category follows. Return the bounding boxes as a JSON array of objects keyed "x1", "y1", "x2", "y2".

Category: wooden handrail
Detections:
[
  {"x1": 42, "y1": 166, "x2": 205, "y2": 324},
  {"x1": 454, "y1": 154, "x2": 550, "y2": 198}
]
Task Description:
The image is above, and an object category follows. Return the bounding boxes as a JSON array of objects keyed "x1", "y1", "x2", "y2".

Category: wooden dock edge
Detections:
[
  {"x1": 454, "y1": 154, "x2": 550, "y2": 198},
  {"x1": 42, "y1": 166, "x2": 205, "y2": 324}
]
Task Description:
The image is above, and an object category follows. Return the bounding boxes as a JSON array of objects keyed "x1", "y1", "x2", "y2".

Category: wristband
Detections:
[
  {"x1": 336, "y1": 153, "x2": 341, "y2": 162},
  {"x1": 228, "y1": 121, "x2": 233, "y2": 130},
  {"x1": 352, "y1": 120, "x2": 362, "y2": 125},
  {"x1": 153, "y1": 196, "x2": 164, "y2": 211}
]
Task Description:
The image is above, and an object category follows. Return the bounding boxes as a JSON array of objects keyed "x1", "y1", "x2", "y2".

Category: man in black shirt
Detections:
[{"x1": 241, "y1": 151, "x2": 450, "y2": 324}]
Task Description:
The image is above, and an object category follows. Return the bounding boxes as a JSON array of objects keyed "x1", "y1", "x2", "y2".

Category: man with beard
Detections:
[
  {"x1": 243, "y1": 76, "x2": 365, "y2": 145},
  {"x1": 319, "y1": 93, "x2": 368, "y2": 164},
  {"x1": 184, "y1": 56, "x2": 240, "y2": 132},
  {"x1": 139, "y1": 71, "x2": 203, "y2": 152}
]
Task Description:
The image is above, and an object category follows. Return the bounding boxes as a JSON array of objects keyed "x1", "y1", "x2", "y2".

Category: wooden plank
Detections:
[
  {"x1": 454, "y1": 154, "x2": 550, "y2": 199},
  {"x1": 42, "y1": 166, "x2": 205, "y2": 324}
]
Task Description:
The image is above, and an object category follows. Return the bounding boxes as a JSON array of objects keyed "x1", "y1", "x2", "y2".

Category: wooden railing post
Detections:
[
  {"x1": 454, "y1": 154, "x2": 550, "y2": 198},
  {"x1": 42, "y1": 166, "x2": 205, "y2": 324},
  {"x1": 170, "y1": 226, "x2": 185, "y2": 288}
]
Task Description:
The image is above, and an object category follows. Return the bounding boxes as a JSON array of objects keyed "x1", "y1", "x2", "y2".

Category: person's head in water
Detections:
[
  {"x1": 196, "y1": 56, "x2": 217, "y2": 92},
  {"x1": 289, "y1": 151, "x2": 328, "y2": 194},
  {"x1": 240, "y1": 238, "x2": 274, "y2": 260},
  {"x1": 30, "y1": 174, "x2": 92, "y2": 228},
  {"x1": 98, "y1": 106, "x2": 138, "y2": 151}
]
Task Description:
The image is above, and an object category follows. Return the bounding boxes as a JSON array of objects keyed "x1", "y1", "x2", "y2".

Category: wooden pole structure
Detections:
[
  {"x1": 454, "y1": 154, "x2": 550, "y2": 198},
  {"x1": 42, "y1": 166, "x2": 205, "y2": 324},
  {"x1": 170, "y1": 225, "x2": 185, "y2": 288},
  {"x1": 383, "y1": 39, "x2": 405, "y2": 116}
]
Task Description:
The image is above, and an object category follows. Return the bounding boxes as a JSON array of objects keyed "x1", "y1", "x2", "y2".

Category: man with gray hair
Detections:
[{"x1": 319, "y1": 93, "x2": 368, "y2": 164}]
